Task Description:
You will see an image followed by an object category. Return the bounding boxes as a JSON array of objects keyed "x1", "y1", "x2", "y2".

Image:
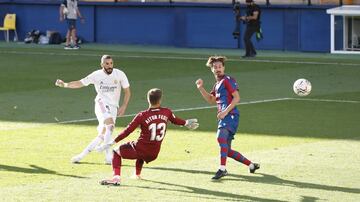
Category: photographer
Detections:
[
  {"x1": 239, "y1": 0, "x2": 261, "y2": 58},
  {"x1": 232, "y1": 1, "x2": 241, "y2": 40}
]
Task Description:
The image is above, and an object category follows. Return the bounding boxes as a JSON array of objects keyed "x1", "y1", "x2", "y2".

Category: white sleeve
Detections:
[
  {"x1": 120, "y1": 71, "x2": 130, "y2": 89},
  {"x1": 80, "y1": 72, "x2": 96, "y2": 86}
]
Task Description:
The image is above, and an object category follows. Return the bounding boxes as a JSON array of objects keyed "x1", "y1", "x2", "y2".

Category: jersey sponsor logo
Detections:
[{"x1": 99, "y1": 85, "x2": 117, "y2": 92}]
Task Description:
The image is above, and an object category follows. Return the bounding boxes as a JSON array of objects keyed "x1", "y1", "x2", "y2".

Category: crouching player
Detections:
[{"x1": 97, "y1": 88, "x2": 199, "y2": 186}]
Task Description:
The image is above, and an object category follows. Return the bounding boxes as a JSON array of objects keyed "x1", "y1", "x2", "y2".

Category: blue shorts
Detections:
[
  {"x1": 66, "y1": 19, "x2": 76, "y2": 30},
  {"x1": 217, "y1": 113, "x2": 239, "y2": 136}
]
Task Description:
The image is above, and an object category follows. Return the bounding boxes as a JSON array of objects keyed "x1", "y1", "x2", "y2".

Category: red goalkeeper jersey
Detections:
[{"x1": 114, "y1": 107, "x2": 186, "y2": 160}]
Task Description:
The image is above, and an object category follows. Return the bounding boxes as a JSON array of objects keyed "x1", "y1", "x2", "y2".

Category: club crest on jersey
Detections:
[{"x1": 114, "y1": 80, "x2": 118, "y2": 84}]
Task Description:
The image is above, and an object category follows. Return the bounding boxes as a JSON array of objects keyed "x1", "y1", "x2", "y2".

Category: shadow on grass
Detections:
[
  {"x1": 0, "y1": 164, "x2": 88, "y2": 179},
  {"x1": 72, "y1": 161, "x2": 104, "y2": 166},
  {"x1": 123, "y1": 179, "x2": 284, "y2": 202},
  {"x1": 300, "y1": 195, "x2": 321, "y2": 202},
  {"x1": 146, "y1": 166, "x2": 360, "y2": 194}
]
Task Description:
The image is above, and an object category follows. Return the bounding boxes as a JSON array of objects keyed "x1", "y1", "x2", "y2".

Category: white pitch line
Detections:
[
  {"x1": 1, "y1": 50, "x2": 360, "y2": 67},
  {"x1": 234, "y1": 58, "x2": 360, "y2": 67},
  {"x1": 57, "y1": 97, "x2": 359, "y2": 124},
  {"x1": 58, "y1": 97, "x2": 291, "y2": 124}
]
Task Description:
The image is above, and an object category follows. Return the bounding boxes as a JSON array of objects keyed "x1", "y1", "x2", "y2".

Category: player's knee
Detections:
[
  {"x1": 113, "y1": 149, "x2": 120, "y2": 157},
  {"x1": 104, "y1": 117, "x2": 115, "y2": 125},
  {"x1": 217, "y1": 137, "x2": 227, "y2": 144},
  {"x1": 97, "y1": 134, "x2": 104, "y2": 140},
  {"x1": 105, "y1": 123, "x2": 114, "y2": 132}
]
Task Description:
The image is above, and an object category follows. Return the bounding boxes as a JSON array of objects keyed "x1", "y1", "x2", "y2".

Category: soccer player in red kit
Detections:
[{"x1": 97, "y1": 88, "x2": 199, "y2": 186}]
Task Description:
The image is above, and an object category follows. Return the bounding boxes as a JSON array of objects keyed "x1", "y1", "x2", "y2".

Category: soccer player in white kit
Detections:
[{"x1": 55, "y1": 55, "x2": 131, "y2": 164}]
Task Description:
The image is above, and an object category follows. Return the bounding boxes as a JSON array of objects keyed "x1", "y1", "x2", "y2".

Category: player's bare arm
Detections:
[
  {"x1": 59, "y1": 5, "x2": 65, "y2": 21},
  {"x1": 117, "y1": 87, "x2": 131, "y2": 117},
  {"x1": 217, "y1": 90, "x2": 240, "y2": 120},
  {"x1": 195, "y1": 79, "x2": 216, "y2": 104},
  {"x1": 77, "y1": 8, "x2": 85, "y2": 23},
  {"x1": 55, "y1": 79, "x2": 85, "y2": 89}
]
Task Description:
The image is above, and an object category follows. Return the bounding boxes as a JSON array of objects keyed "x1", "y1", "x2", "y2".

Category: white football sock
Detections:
[
  {"x1": 104, "y1": 124, "x2": 114, "y2": 162},
  {"x1": 219, "y1": 165, "x2": 226, "y2": 171},
  {"x1": 80, "y1": 136, "x2": 103, "y2": 157}
]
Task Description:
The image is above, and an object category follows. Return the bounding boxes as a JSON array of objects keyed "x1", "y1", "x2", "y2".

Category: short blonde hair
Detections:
[{"x1": 205, "y1": 56, "x2": 227, "y2": 67}]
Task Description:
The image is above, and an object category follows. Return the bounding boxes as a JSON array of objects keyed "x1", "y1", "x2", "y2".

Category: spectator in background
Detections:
[
  {"x1": 239, "y1": 0, "x2": 261, "y2": 58},
  {"x1": 59, "y1": 0, "x2": 85, "y2": 50}
]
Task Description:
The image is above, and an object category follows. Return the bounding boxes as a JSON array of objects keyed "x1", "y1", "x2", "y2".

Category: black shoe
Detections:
[
  {"x1": 72, "y1": 45, "x2": 80, "y2": 50},
  {"x1": 211, "y1": 169, "x2": 228, "y2": 180},
  {"x1": 249, "y1": 163, "x2": 260, "y2": 173},
  {"x1": 242, "y1": 53, "x2": 256, "y2": 58}
]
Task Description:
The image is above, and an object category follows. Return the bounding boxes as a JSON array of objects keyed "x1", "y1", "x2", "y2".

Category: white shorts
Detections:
[{"x1": 95, "y1": 99, "x2": 117, "y2": 133}]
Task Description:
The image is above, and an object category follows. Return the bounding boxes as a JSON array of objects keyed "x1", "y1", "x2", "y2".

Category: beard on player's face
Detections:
[
  {"x1": 212, "y1": 63, "x2": 225, "y2": 78},
  {"x1": 104, "y1": 67, "x2": 113, "y2": 74},
  {"x1": 102, "y1": 60, "x2": 114, "y2": 74}
]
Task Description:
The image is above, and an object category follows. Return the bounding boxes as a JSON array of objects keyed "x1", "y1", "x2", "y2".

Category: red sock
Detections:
[
  {"x1": 112, "y1": 151, "x2": 122, "y2": 176},
  {"x1": 135, "y1": 159, "x2": 144, "y2": 175},
  {"x1": 228, "y1": 149, "x2": 251, "y2": 166}
]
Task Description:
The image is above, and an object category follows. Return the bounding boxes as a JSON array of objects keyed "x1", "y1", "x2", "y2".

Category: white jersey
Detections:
[
  {"x1": 61, "y1": 0, "x2": 78, "y2": 20},
  {"x1": 80, "y1": 68, "x2": 130, "y2": 108}
]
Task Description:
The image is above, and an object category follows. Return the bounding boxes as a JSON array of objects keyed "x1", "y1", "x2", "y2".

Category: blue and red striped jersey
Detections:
[{"x1": 210, "y1": 75, "x2": 239, "y2": 115}]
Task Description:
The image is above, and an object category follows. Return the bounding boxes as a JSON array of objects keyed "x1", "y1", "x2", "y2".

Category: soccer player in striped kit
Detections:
[{"x1": 195, "y1": 56, "x2": 259, "y2": 180}]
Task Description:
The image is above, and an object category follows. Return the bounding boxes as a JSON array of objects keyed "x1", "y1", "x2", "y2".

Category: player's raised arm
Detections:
[
  {"x1": 195, "y1": 79, "x2": 216, "y2": 104},
  {"x1": 55, "y1": 79, "x2": 85, "y2": 89}
]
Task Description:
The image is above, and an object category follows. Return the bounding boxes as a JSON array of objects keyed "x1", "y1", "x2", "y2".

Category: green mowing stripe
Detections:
[
  {"x1": 57, "y1": 97, "x2": 359, "y2": 124},
  {"x1": 58, "y1": 97, "x2": 291, "y2": 124}
]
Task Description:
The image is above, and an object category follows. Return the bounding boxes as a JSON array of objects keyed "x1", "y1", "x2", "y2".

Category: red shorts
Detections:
[{"x1": 117, "y1": 141, "x2": 159, "y2": 163}]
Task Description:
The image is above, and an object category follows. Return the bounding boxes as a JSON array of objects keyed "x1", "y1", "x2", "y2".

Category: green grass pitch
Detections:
[{"x1": 0, "y1": 42, "x2": 359, "y2": 201}]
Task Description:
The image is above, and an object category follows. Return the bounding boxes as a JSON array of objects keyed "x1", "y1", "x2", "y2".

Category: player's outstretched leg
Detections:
[
  {"x1": 104, "y1": 124, "x2": 115, "y2": 164},
  {"x1": 130, "y1": 159, "x2": 144, "y2": 180},
  {"x1": 71, "y1": 135, "x2": 103, "y2": 163},
  {"x1": 100, "y1": 151, "x2": 122, "y2": 186},
  {"x1": 228, "y1": 149, "x2": 260, "y2": 173}
]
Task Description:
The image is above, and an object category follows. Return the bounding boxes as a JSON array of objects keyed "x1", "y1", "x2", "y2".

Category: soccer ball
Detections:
[{"x1": 293, "y1": 78, "x2": 312, "y2": 96}]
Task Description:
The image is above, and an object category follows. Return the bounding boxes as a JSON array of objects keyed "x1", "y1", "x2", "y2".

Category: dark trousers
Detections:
[{"x1": 243, "y1": 25, "x2": 258, "y2": 56}]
